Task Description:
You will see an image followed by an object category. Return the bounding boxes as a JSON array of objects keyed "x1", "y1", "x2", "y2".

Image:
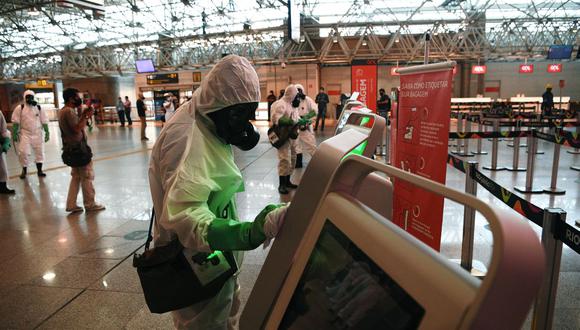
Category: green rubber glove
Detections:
[
  {"x1": 1, "y1": 137, "x2": 10, "y2": 153},
  {"x1": 278, "y1": 116, "x2": 295, "y2": 126},
  {"x1": 297, "y1": 117, "x2": 310, "y2": 126},
  {"x1": 12, "y1": 123, "x2": 19, "y2": 143},
  {"x1": 304, "y1": 110, "x2": 316, "y2": 120},
  {"x1": 43, "y1": 124, "x2": 49, "y2": 142},
  {"x1": 207, "y1": 204, "x2": 283, "y2": 251}
]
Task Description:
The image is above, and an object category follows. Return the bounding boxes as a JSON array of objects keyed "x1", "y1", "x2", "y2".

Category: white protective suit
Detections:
[
  {"x1": 271, "y1": 85, "x2": 300, "y2": 176},
  {"x1": 0, "y1": 111, "x2": 11, "y2": 182},
  {"x1": 11, "y1": 90, "x2": 48, "y2": 166},
  {"x1": 164, "y1": 96, "x2": 177, "y2": 123},
  {"x1": 149, "y1": 54, "x2": 260, "y2": 330},
  {"x1": 294, "y1": 83, "x2": 318, "y2": 157}
]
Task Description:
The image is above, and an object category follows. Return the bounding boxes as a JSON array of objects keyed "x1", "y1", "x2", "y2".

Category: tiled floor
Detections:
[{"x1": 0, "y1": 120, "x2": 578, "y2": 329}]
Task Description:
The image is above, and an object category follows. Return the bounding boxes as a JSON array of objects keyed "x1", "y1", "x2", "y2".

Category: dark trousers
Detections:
[
  {"x1": 117, "y1": 111, "x2": 125, "y2": 126},
  {"x1": 314, "y1": 105, "x2": 327, "y2": 131},
  {"x1": 124, "y1": 108, "x2": 132, "y2": 125}
]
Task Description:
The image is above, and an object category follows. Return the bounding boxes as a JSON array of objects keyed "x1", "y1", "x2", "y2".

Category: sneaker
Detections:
[
  {"x1": 85, "y1": 204, "x2": 106, "y2": 212},
  {"x1": 66, "y1": 206, "x2": 84, "y2": 213}
]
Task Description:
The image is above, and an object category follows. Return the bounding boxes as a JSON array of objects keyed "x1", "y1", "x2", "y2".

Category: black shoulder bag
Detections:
[
  {"x1": 61, "y1": 130, "x2": 92, "y2": 167},
  {"x1": 268, "y1": 124, "x2": 299, "y2": 149},
  {"x1": 133, "y1": 208, "x2": 238, "y2": 314}
]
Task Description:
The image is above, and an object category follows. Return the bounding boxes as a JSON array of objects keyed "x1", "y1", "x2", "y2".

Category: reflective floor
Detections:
[{"x1": 0, "y1": 120, "x2": 578, "y2": 329}]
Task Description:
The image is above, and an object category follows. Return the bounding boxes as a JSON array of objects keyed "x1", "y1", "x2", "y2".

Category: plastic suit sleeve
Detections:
[
  {"x1": 12, "y1": 123, "x2": 19, "y2": 142},
  {"x1": 43, "y1": 124, "x2": 49, "y2": 142},
  {"x1": 40, "y1": 107, "x2": 49, "y2": 125},
  {"x1": 206, "y1": 204, "x2": 280, "y2": 251}
]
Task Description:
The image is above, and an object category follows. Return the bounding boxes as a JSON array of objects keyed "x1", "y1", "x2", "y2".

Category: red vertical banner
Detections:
[
  {"x1": 392, "y1": 67, "x2": 454, "y2": 251},
  {"x1": 351, "y1": 60, "x2": 377, "y2": 112}
]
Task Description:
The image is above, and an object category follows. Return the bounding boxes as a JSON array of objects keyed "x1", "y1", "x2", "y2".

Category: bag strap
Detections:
[{"x1": 145, "y1": 207, "x2": 155, "y2": 251}]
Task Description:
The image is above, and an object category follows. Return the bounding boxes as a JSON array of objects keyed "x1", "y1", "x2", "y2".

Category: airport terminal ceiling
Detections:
[{"x1": 0, "y1": 0, "x2": 579, "y2": 80}]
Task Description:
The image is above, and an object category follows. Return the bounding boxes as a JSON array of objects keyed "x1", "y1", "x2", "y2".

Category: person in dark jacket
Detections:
[
  {"x1": 377, "y1": 88, "x2": 391, "y2": 118},
  {"x1": 314, "y1": 87, "x2": 329, "y2": 131},
  {"x1": 541, "y1": 84, "x2": 554, "y2": 116},
  {"x1": 267, "y1": 90, "x2": 277, "y2": 121}
]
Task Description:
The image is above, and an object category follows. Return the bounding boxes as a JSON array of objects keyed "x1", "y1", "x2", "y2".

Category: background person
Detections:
[
  {"x1": 541, "y1": 83, "x2": 554, "y2": 116},
  {"x1": 11, "y1": 90, "x2": 49, "y2": 179},
  {"x1": 314, "y1": 86, "x2": 329, "y2": 131},
  {"x1": 123, "y1": 96, "x2": 133, "y2": 126},
  {"x1": 293, "y1": 84, "x2": 318, "y2": 168},
  {"x1": 149, "y1": 55, "x2": 288, "y2": 329},
  {"x1": 267, "y1": 90, "x2": 277, "y2": 121},
  {"x1": 136, "y1": 93, "x2": 149, "y2": 140},
  {"x1": 377, "y1": 88, "x2": 391, "y2": 118},
  {"x1": 271, "y1": 84, "x2": 301, "y2": 194},
  {"x1": 0, "y1": 110, "x2": 15, "y2": 194},
  {"x1": 59, "y1": 88, "x2": 105, "y2": 213},
  {"x1": 116, "y1": 97, "x2": 126, "y2": 127},
  {"x1": 163, "y1": 93, "x2": 176, "y2": 123}
]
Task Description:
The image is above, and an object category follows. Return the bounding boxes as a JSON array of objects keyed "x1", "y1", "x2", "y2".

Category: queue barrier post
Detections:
[
  {"x1": 515, "y1": 129, "x2": 543, "y2": 193},
  {"x1": 456, "y1": 112, "x2": 464, "y2": 154},
  {"x1": 459, "y1": 161, "x2": 486, "y2": 277},
  {"x1": 472, "y1": 120, "x2": 488, "y2": 155},
  {"x1": 567, "y1": 112, "x2": 580, "y2": 154},
  {"x1": 532, "y1": 208, "x2": 566, "y2": 330},
  {"x1": 543, "y1": 133, "x2": 566, "y2": 195},
  {"x1": 507, "y1": 130, "x2": 527, "y2": 172},
  {"x1": 482, "y1": 119, "x2": 506, "y2": 171}
]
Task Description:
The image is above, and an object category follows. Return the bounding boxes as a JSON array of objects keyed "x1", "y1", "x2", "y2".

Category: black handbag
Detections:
[
  {"x1": 268, "y1": 124, "x2": 299, "y2": 149},
  {"x1": 61, "y1": 131, "x2": 93, "y2": 167},
  {"x1": 133, "y1": 209, "x2": 238, "y2": 314}
]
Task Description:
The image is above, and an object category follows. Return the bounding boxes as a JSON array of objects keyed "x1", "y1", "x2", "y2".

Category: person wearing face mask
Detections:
[
  {"x1": 271, "y1": 84, "x2": 301, "y2": 194},
  {"x1": 293, "y1": 84, "x2": 318, "y2": 168},
  {"x1": 11, "y1": 90, "x2": 50, "y2": 179},
  {"x1": 58, "y1": 88, "x2": 105, "y2": 213},
  {"x1": 163, "y1": 93, "x2": 177, "y2": 123},
  {"x1": 149, "y1": 55, "x2": 289, "y2": 329},
  {"x1": 0, "y1": 110, "x2": 15, "y2": 194}
]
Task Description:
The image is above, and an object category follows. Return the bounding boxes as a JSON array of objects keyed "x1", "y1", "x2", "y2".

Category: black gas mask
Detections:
[
  {"x1": 73, "y1": 95, "x2": 83, "y2": 108},
  {"x1": 207, "y1": 102, "x2": 260, "y2": 151},
  {"x1": 25, "y1": 95, "x2": 38, "y2": 107},
  {"x1": 291, "y1": 94, "x2": 301, "y2": 108},
  {"x1": 297, "y1": 89, "x2": 306, "y2": 100}
]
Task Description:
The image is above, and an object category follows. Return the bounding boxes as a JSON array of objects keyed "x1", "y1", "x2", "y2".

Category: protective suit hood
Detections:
[
  {"x1": 24, "y1": 90, "x2": 35, "y2": 98},
  {"x1": 195, "y1": 55, "x2": 260, "y2": 122},
  {"x1": 282, "y1": 85, "x2": 298, "y2": 103},
  {"x1": 295, "y1": 84, "x2": 304, "y2": 93}
]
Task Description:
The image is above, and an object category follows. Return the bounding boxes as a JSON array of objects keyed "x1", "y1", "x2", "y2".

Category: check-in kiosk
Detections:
[
  {"x1": 240, "y1": 130, "x2": 545, "y2": 330},
  {"x1": 334, "y1": 111, "x2": 385, "y2": 159}
]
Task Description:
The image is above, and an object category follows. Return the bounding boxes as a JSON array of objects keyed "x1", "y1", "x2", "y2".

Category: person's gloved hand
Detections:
[
  {"x1": 297, "y1": 117, "x2": 310, "y2": 126},
  {"x1": 12, "y1": 123, "x2": 19, "y2": 143},
  {"x1": 43, "y1": 124, "x2": 49, "y2": 142},
  {"x1": 1, "y1": 137, "x2": 11, "y2": 153},
  {"x1": 262, "y1": 205, "x2": 289, "y2": 247},
  {"x1": 207, "y1": 204, "x2": 287, "y2": 251}
]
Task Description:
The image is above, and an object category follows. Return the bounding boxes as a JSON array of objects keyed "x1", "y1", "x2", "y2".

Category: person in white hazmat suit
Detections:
[
  {"x1": 293, "y1": 84, "x2": 318, "y2": 168},
  {"x1": 163, "y1": 93, "x2": 177, "y2": 123},
  {"x1": 149, "y1": 55, "x2": 289, "y2": 330},
  {"x1": 12, "y1": 90, "x2": 50, "y2": 179},
  {"x1": 0, "y1": 110, "x2": 15, "y2": 194},
  {"x1": 270, "y1": 85, "x2": 302, "y2": 194}
]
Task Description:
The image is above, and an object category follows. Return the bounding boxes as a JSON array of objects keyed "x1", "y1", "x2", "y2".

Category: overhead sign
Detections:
[
  {"x1": 471, "y1": 65, "x2": 487, "y2": 74},
  {"x1": 351, "y1": 59, "x2": 377, "y2": 111},
  {"x1": 547, "y1": 64, "x2": 562, "y2": 73},
  {"x1": 192, "y1": 72, "x2": 202, "y2": 82},
  {"x1": 146, "y1": 73, "x2": 179, "y2": 85},
  {"x1": 519, "y1": 64, "x2": 534, "y2": 74},
  {"x1": 392, "y1": 65, "x2": 454, "y2": 251}
]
